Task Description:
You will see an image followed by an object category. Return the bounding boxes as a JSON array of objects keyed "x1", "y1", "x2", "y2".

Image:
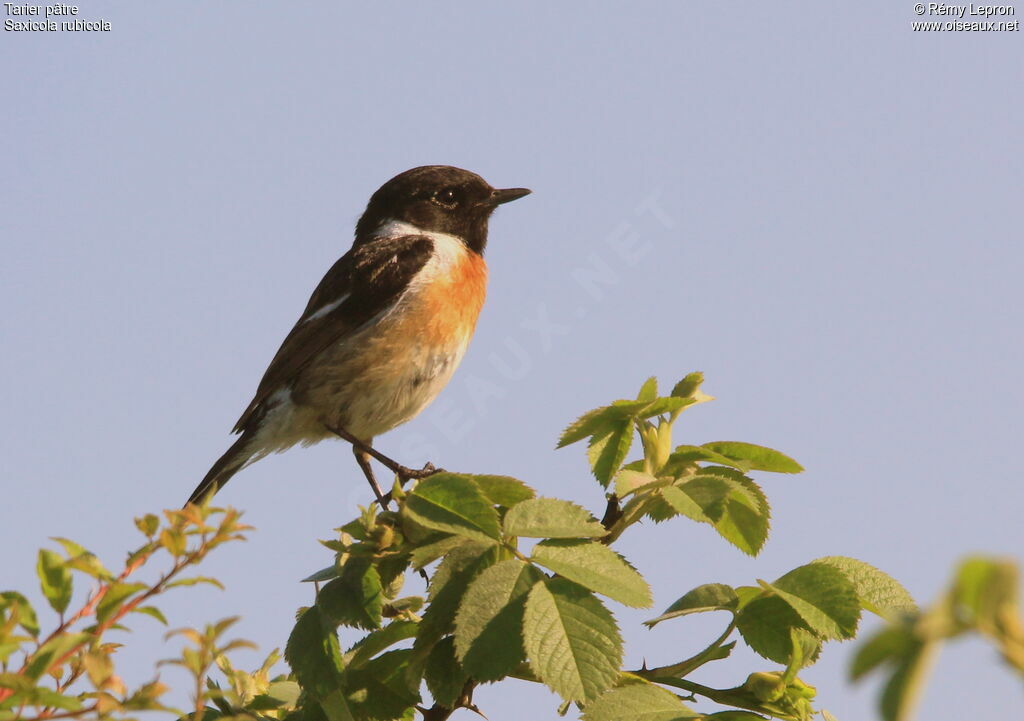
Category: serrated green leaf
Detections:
[
  {"x1": 412, "y1": 546, "x2": 501, "y2": 671},
  {"x1": 645, "y1": 584, "x2": 738, "y2": 627},
  {"x1": 815, "y1": 557, "x2": 916, "y2": 620},
  {"x1": 523, "y1": 578, "x2": 622, "y2": 702},
  {"x1": 768, "y1": 564, "x2": 861, "y2": 640},
  {"x1": 531, "y1": 540, "x2": 651, "y2": 608},
  {"x1": 736, "y1": 595, "x2": 808, "y2": 664},
  {"x1": 284, "y1": 606, "x2": 346, "y2": 707},
  {"x1": 635, "y1": 397, "x2": 693, "y2": 420},
  {"x1": 582, "y1": 681, "x2": 698, "y2": 720},
  {"x1": 1, "y1": 591, "x2": 40, "y2": 637},
  {"x1": 503, "y1": 498, "x2": 606, "y2": 539},
  {"x1": 559, "y1": 399, "x2": 652, "y2": 449},
  {"x1": 660, "y1": 485, "x2": 712, "y2": 523},
  {"x1": 637, "y1": 376, "x2": 658, "y2": 401},
  {"x1": 318, "y1": 560, "x2": 383, "y2": 630},
  {"x1": 408, "y1": 535, "x2": 467, "y2": 570},
  {"x1": 96, "y1": 582, "x2": 147, "y2": 624},
  {"x1": 701, "y1": 442, "x2": 803, "y2": 473},
  {"x1": 587, "y1": 421, "x2": 633, "y2": 487},
  {"x1": 671, "y1": 372, "x2": 704, "y2": 399},
  {"x1": 454, "y1": 559, "x2": 543, "y2": 681},
  {"x1": 613, "y1": 469, "x2": 660, "y2": 497},
  {"x1": 470, "y1": 474, "x2": 535, "y2": 507},
  {"x1": 423, "y1": 637, "x2": 467, "y2": 708},
  {"x1": 663, "y1": 470, "x2": 771, "y2": 556},
  {"x1": 402, "y1": 474, "x2": 501, "y2": 543},
  {"x1": 343, "y1": 649, "x2": 418, "y2": 721},
  {"x1": 427, "y1": 541, "x2": 496, "y2": 602},
  {"x1": 24, "y1": 632, "x2": 90, "y2": 680},
  {"x1": 668, "y1": 445, "x2": 750, "y2": 472},
  {"x1": 558, "y1": 407, "x2": 620, "y2": 448},
  {"x1": 345, "y1": 621, "x2": 418, "y2": 669},
  {"x1": 36, "y1": 550, "x2": 73, "y2": 616}
]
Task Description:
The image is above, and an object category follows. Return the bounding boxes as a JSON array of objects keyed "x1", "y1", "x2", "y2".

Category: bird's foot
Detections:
[{"x1": 396, "y1": 462, "x2": 443, "y2": 483}]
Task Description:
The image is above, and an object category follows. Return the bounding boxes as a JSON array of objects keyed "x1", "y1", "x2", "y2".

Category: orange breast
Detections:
[{"x1": 416, "y1": 251, "x2": 488, "y2": 346}]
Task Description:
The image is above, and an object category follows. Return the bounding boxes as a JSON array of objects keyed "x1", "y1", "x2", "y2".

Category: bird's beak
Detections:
[{"x1": 490, "y1": 187, "x2": 532, "y2": 205}]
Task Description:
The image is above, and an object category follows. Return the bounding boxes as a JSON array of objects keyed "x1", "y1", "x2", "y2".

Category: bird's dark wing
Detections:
[{"x1": 231, "y1": 234, "x2": 434, "y2": 433}]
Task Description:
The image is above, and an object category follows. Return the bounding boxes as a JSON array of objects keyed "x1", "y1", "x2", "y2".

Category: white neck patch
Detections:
[{"x1": 373, "y1": 219, "x2": 467, "y2": 271}]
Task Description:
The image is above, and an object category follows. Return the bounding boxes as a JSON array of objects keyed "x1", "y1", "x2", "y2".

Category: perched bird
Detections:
[{"x1": 186, "y1": 165, "x2": 530, "y2": 507}]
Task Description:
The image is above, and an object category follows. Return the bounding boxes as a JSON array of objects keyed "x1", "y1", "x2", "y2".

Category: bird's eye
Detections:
[{"x1": 431, "y1": 187, "x2": 461, "y2": 209}]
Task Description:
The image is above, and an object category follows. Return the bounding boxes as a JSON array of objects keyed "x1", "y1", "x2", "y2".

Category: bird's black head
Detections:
[{"x1": 355, "y1": 165, "x2": 530, "y2": 254}]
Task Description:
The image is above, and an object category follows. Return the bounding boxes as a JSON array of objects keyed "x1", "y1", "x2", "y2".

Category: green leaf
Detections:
[
  {"x1": 302, "y1": 565, "x2": 341, "y2": 583},
  {"x1": 701, "y1": 441, "x2": 803, "y2": 473},
  {"x1": 284, "y1": 606, "x2": 346, "y2": 706},
  {"x1": 318, "y1": 560, "x2": 383, "y2": 630},
  {"x1": 36, "y1": 550, "x2": 73, "y2": 615},
  {"x1": 559, "y1": 401, "x2": 647, "y2": 448},
  {"x1": 413, "y1": 545, "x2": 501, "y2": 667},
  {"x1": 849, "y1": 626, "x2": 915, "y2": 681},
  {"x1": 637, "y1": 377, "x2": 658, "y2": 401},
  {"x1": 531, "y1": 540, "x2": 652, "y2": 608},
  {"x1": 952, "y1": 556, "x2": 1018, "y2": 628},
  {"x1": 613, "y1": 469, "x2": 660, "y2": 497},
  {"x1": 345, "y1": 620, "x2": 419, "y2": 669},
  {"x1": 664, "y1": 469, "x2": 771, "y2": 556},
  {"x1": 427, "y1": 541, "x2": 496, "y2": 602},
  {"x1": 583, "y1": 681, "x2": 698, "y2": 720},
  {"x1": 454, "y1": 559, "x2": 543, "y2": 681},
  {"x1": 671, "y1": 372, "x2": 704, "y2": 399},
  {"x1": 470, "y1": 474, "x2": 536, "y2": 507},
  {"x1": 558, "y1": 408, "x2": 618, "y2": 448},
  {"x1": 736, "y1": 595, "x2": 807, "y2": 664},
  {"x1": 635, "y1": 397, "x2": 693, "y2": 420},
  {"x1": 645, "y1": 584, "x2": 738, "y2": 627},
  {"x1": 668, "y1": 445, "x2": 749, "y2": 472},
  {"x1": 1, "y1": 591, "x2": 40, "y2": 637},
  {"x1": 523, "y1": 578, "x2": 622, "y2": 702},
  {"x1": 96, "y1": 582, "x2": 147, "y2": 624},
  {"x1": 165, "y1": 576, "x2": 224, "y2": 590},
  {"x1": 503, "y1": 498, "x2": 606, "y2": 539},
  {"x1": 24, "y1": 632, "x2": 90, "y2": 680},
  {"x1": 51, "y1": 538, "x2": 112, "y2": 581},
  {"x1": 768, "y1": 563, "x2": 861, "y2": 640},
  {"x1": 343, "y1": 649, "x2": 419, "y2": 721},
  {"x1": 402, "y1": 473, "x2": 501, "y2": 543},
  {"x1": 408, "y1": 535, "x2": 468, "y2": 570},
  {"x1": 132, "y1": 605, "x2": 168, "y2": 625},
  {"x1": 587, "y1": 421, "x2": 634, "y2": 487},
  {"x1": 423, "y1": 637, "x2": 468, "y2": 708},
  {"x1": 134, "y1": 514, "x2": 160, "y2": 537},
  {"x1": 877, "y1": 636, "x2": 933, "y2": 721},
  {"x1": 815, "y1": 557, "x2": 916, "y2": 620}
]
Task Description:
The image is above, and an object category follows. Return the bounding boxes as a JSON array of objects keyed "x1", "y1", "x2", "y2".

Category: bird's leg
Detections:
[
  {"x1": 353, "y1": 444, "x2": 390, "y2": 509},
  {"x1": 328, "y1": 423, "x2": 442, "y2": 485}
]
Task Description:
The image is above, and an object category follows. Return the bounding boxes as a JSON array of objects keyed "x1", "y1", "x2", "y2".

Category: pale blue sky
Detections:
[{"x1": 3, "y1": 3, "x2": 1022, "y2": 719}]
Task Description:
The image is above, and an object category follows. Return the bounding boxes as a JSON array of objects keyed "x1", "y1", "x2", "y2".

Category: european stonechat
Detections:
[{"x1": 186, "y1": 166, "x2": 530, "y2": 506}]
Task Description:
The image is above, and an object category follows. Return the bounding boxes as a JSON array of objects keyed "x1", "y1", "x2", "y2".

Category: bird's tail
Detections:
[{"x1": 185, "y1": 432, "x2": 257, "y2": 507}]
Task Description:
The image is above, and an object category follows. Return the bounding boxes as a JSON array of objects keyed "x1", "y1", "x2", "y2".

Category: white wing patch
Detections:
[{"x1": 303, "y1": 293, "x2": 351, "y2": 323}]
